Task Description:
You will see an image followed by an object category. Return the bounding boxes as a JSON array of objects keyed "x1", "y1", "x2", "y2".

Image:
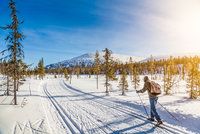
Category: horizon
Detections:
[
  {"x1": 1, "y1": 0, "x2": 200, "y2": 66},
  {"x1": 47, "y1": 51, "x2": 200, "y2": 67}
]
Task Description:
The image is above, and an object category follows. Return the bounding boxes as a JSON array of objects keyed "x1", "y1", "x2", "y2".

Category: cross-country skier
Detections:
[{"x1": 136, "y1": 76, "x2": 163, "y2": 126}]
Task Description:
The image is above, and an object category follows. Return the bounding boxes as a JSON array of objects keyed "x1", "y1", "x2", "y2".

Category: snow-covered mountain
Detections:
[
  {"x1": 46, "y1": 52, "x2": 200, "y2": 69},
  {"x1": 46, "y1": 53, "x2": 143, "y2": 69}
]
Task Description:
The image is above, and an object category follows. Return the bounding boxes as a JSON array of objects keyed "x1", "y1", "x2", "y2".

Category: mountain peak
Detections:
[{"x1": 46, "y1": 52, "x2": 143, "y2": 69}]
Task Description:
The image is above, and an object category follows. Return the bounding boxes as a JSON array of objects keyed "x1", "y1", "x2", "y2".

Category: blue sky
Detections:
[{"x1": 1, "y1": 0, "x2": 200, "y2": 66}]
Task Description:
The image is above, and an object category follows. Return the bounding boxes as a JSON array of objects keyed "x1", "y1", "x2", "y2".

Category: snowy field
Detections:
[{"x1": 0, "y1": 75, "x2": 200, "y2": 134}]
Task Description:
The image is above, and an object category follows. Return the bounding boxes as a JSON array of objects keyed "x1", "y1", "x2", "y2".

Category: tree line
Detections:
[{"x1": 46, "y1": 49, "x2": 200, "y2": 99}]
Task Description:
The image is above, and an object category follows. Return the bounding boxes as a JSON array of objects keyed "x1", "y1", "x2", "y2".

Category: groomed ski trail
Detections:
[{"x1": 42, "y1": 79, "x2": 188, "y2": 134}]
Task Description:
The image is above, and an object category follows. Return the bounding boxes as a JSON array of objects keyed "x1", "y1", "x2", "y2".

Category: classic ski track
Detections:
[
  {"x1": 0, "y1": 95, "x2": 8, "y2": 104},
  {"x1": 51, "y1": 81, "x2": 111, "y2": 134},
  {"x1": 60, "y1": 82, "x2": 146, "y2": 132},
  {"x1": 43, "y1": 83, "x2": 82, "y2": 134},
  {"x1": 40, "y1": 83, "x2": 53, "y2": 134},
  {"x1": 57, "y1": 80, "x2": 149, "y2": 134},
  {"x1": 43, "y1": 84, "x2": 68, "y2": 133},
  {"x1": 61, "y1": 80, "x2": 187, "y2": 134},
  {"x1": 61, "y1": 81, "x2": 162, "y2": 133},
  {"x1": 59, "y1": 80, "x2": 158, "y2": 134}
]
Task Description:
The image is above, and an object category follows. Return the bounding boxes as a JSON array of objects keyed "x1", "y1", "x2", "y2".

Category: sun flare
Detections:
[{"x1": 153, "y1": 0, "x2": 200, "y2": 53}]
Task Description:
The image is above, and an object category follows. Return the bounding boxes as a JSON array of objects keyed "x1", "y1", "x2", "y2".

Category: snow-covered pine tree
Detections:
[
  {"x1": 57, "y1": 66, "x2": 62, "y2": 78},
  {"x1": 37, "y1": 58, "x2": 45, "y2": 80},
  {"x1": 132, "y1": 63, "x2": 140, "y2": 89},
  {"x1": 128, "y1": 57, "x2": 133, "y2": 80},
  {"x1": 186, "y1": 58, "x2": 200, "y2": 99},
  {"x1": 182, "y1": 63, "x2": 186, "y2": 80},
  {"x1": 163, "y1": 57, "x2": 178, "y2": 95},
  {"x1": 108, "y1": 60, "x2": 117, "y2": 80},
  {"x1": 75, "y1": 66, "x2": 81, "y2": 78},
  {"x1": 148, "y1": 55, "x2": 155, "y2": 80},
  {"x1": 119, "y1": 65, "x2": 128, "y2": 95},
  {"x1": 0, "y1": 61, "x2": 12, "y2": 96},
  {"x1": 103, "y1": 48, "x2": 112, "y2": 94},
  {"x1": 69, "y1": 67, "x2": 73, "y2": 84},
  {"x1": 1, "y1": 0, "x2": 25, "y2": 104},
  {"x1": 16, "y1": 59, "x2": 28, "y2": 91},
  {"x1": 34, "y1": 67, "x2": 38, "y2": 79},
  {"x1": 63, "y1": 68, "x2": 69, "y2": 80},
  {"x1": 94, "y1": 50, "x2": 101, "y2": 89}
]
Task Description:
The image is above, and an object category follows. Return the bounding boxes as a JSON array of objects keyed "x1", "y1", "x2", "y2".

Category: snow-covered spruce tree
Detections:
[
  {"x1": 57, "y1": 66, "x2": 62, "y2": 78},
  {"x1": 1, "y1": 61, "x2": 12, "y2": 96},
  {"x1": 16, "y1": 59, "x2": 28, "y2": 91},
  {"x1": 94, "y1": 50, "x2": 101, "y2": 89},
  {"x1": 132, "y1": 63, "x2": 140, "y2": 89},
  {"x1": 163, "y1": 57, "x2": 178, "y2": 95},
  {"x1": 69, "y1": 67, "x2": 73, "y2": 84},
  {"x1": 37, "y1": 58, "x2": 45, "y2": 80},
  {"x1": 85, "y1": 67, "x2": 92, "y2": 78},
  {"x1": 163, "y1": 64, "x2": 167, "y2": 93},
  {"x1": 5, "y1": 63, "x2": 11, "y2": 96},
  {"x1": 75, "y1": 66, "x2": 81, "y2": 79},
  {"x1": 182, "y1": 64, "x2": 186, "y2": 80},
  {"x1": 1, "y1": 0, "x2": 24, "y2": 105},
  {"x1": 119, "y1": 65, "x2": 128, "y2": 95},
  {"x1": 63, "y1": 68, "x2": 69, "y2": 81},
  {"x1": 102, "y1": 48, "x2": 113, "y2": 94},
  {"x1": 26, "y1": 69, "x2": 32, "y2": 78},
  {"x1": 186, "y1": 58, "x2": 200, "y2": 99},
  {"x1": 108, "y1": 61, "x2": 117, "y2": 80},
  {"x1": 128, "y1": 57, "x2": 133, "y2": 80},
  {"x1": 33, "y1": 67, "x2": 38, "y2": 79},
  {"x1": 177, "y1": 57, "x2": 186, "y2": 81},
  {"x1": 148, "y1": 55, "x2": 155, "y2": 79}
]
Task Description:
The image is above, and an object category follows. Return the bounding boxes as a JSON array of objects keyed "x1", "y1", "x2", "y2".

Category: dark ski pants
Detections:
[{"x1": 149, "y1": 97, "x2": 161, "y2": 121}]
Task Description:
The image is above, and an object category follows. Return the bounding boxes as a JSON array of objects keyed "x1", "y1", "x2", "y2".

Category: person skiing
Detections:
[{"x1": 136, "y1": 76, "x2": 163, "y2": 126}]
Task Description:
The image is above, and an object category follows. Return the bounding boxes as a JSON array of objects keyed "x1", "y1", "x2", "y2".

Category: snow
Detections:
[
  {"x1": 0, "y1": 78, "x2": 49, "y2": 134},
  {"x1": 0, "y1": 75, "x2": 200, "y2": 134}
]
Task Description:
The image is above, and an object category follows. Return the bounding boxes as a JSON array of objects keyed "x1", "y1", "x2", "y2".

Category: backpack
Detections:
[{"x1": 150, "y1": 81, "x2": 161, "y2": 95}]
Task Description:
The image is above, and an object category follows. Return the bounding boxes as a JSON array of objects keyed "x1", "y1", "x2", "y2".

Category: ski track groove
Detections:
[
  {"x1": 53, "y1": 80, "x2": 113, "y2": 134},
  {"x1": 58, "y1": 81, "x2": 143, "y2": 133},
  {"x1": 60, "y1": 80, "x2": 160, "y2": 133},
  {"x1": 43, "y1": 84, "x2": 70, "y2": 133},
  {"x1": 43, "y1": 83, "x2": 82, "y2": 134},
  {"x1": 40, "y1": 82, "x2": 53, "y2": 134},
  {"x1": 59, "y1": 80, "x2": 161, "y2": 134},
  {"x1": 61, "y1": 80, "x2": 187, "y2": 134},
  {"x1": 59, "y1": 80, "x2": 156, "y2": 133}
]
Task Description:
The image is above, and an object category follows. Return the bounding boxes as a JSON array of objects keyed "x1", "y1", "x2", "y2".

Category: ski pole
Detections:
[
  {"x1": 158, "y1": 102, "x2": 180, "y2": 123},
  {"x1": 136, "y1": 91, "x2": 149, "y2": 118}
]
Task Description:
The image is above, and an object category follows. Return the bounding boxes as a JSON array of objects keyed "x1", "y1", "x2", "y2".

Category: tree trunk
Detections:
[
  {"x1": 105, "y1": 75, "x2": 109, "y2": 94},
  {"x1": 6, "y1": 76, "x2": 9, "y2": 96},
  {"x1": 122, "y1": 87, "x2": 125, "y2": 95},
  {"x1": 16, "y1": 80, "x2": 19, "y2": 91},
  {"x1": 14, "y1": 78, "x2": 17, "y2": 105},
  {"x1": 70, "y1": 75, "x2": 72, "y2": 84},
  {"x1": 96, "y1": 74, "x2": 98, "y2": 89},
  {"x1": 14, "y1": 43, "x2": 17, "y2": 105}
]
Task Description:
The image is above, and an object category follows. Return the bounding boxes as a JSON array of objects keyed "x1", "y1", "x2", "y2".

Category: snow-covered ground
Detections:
[{"x1": 0, "y1": 75, "x2": 200, "y2": 134}]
